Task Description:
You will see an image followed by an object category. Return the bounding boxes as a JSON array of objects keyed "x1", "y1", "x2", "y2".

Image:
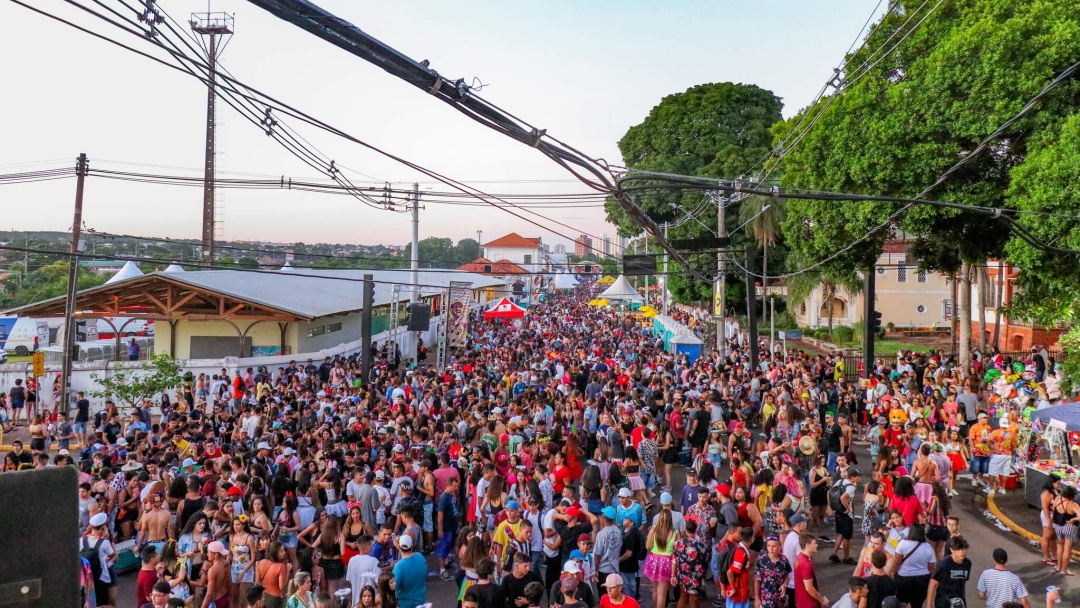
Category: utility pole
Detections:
[
  {"x1": 716, "y1": 194, "x2": 727, "y2": 355},
  {"x1": 409, "y1": 183, "x2": 420, "y2": 361},
  {"x1": 360, "y1": 274, "x2": 374, "y2": 385},
  {"x1": 476, "y1": 230, "x2": 483, "y2": 257},
  {"x1": 662, "y1": 222, "x2": 669, "y2": 315},
  {"x1": 745, "y1": 247, "x2": 759, "y2": 368},
  {"x1": 61, "y1": 153, "x2": 88, "y2": 415},
  {"x1": 191, "y1": 11, "x2": 234, "y2": 262}
]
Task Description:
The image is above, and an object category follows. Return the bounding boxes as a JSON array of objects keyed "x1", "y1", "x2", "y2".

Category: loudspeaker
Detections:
[
  {"x1": 0, "y1": 466, "x2": 79, "y2": 607},
  {"x1": 406, "y1": 303, "x2": 431, "y2": 331}
]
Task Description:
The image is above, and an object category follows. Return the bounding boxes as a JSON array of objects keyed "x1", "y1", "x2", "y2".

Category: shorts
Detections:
[
  {"x1": 970, "y1": 456, "x2": 990, "y2": 475},
  {"x1": 989, "y1": 454, "x2": 1012, "y2": 477},
  {"x1": 11, "y1": 400, "x2": 23, "y2": 410},
  {"x1": 927, "y1": 525, "x2": 950, "y2": 542},
  {"x1": 748, "y1": 536, "x2": 763, "y2": 552},
  {"x1": 1054, "y1": 523, "x2": 1079, "y2": 543},
  {"x1": 423, "y1": 501, "x2": 434, "y2": 533},
  {"x1": 835, "y1": 512, "x2": 854, "y2": 540},
  {"x1": 725, "y1": 601, "x2": 749, "y2": 608},
  {"x1": 279, "y1": 532, "x2": 299, "y2": 548},
  {"x1": 73, "y1": 422, "x2": 87, "y2": 434},
  {"x1": 435, "y1": 531, "x2": 455, "y2": 559}
]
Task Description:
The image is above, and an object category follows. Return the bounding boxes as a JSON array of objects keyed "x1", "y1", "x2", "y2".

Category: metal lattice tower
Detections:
[{"x1": 190, "y1": 10, "x2": 234, "y2": 261}]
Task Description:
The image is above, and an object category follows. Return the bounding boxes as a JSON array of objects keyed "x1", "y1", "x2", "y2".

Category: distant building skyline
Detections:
[{"x1": 574, "y1": 234, "x2": 593, "y2": 257}]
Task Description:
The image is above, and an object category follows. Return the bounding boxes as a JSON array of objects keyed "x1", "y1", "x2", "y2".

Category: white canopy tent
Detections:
[
  {"x1": 597, "y1": 275, "x2": 643, "y2": 301},
  {"x1": 105, "y1": 260, "x2": 144, "y2": 284},
  {"x1": 163, "y1": 264, "x2": 186, "y2": 273},
  {"x1": 552, "y1": 272, "x2": 578, "y2": 290}
]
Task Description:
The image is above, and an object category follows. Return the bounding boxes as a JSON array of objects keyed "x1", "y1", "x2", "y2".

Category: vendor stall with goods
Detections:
[{"x1": 1022, "y1": 402, "x2": 1080, "y2": 508}]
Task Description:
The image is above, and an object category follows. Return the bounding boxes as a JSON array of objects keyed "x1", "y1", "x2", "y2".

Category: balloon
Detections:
[
  {"x1": 984, "y1": 369, "x2": 1002, "y2": 383},
  {"x1": 1012, "y1": 361, "x2": 1025, "y2": 374}
]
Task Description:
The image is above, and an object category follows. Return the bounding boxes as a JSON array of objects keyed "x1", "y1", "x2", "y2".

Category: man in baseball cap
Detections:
[{"x1": 616, "y1": 488, "x2": 645, "y2": 528}]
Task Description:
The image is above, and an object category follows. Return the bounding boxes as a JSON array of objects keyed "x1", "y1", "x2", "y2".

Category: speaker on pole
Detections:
[{"x1": 406, "y1": 302, "x2": 431, "y2": 331}]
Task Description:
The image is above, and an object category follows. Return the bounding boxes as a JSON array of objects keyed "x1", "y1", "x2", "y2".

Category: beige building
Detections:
[{"x1": 794, "y1": 242, "x2": 955, "y2": 329}]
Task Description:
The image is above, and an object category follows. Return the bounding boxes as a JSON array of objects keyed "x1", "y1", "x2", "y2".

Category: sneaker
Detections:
[
  {"x1": 842, "y1": 558, "x2": 858, "y2": 566},
  {"x1": 983, "y1": 487, "x2": 994, "y2": 494},
  {"x1": 711, "y1": 599, "x2": 725, "y2": 607},
  {"x1": 949, "y1": 490, "x2": 959, "y2": 497},
  {"x1": 818, "y1": 535, "x2": 833, "y2": 544},
  {"x1": 998, "y1": 488, "x2": 1006, "y2": 495},
  {"x1": 971, "y1": 479, "x2": 979, "y2": 487},
  {"x1": 439, "y1": 570, "x2": 453, "y2": 581},
  {"x1": 828, "y1": 554, "x2": 840, "y2": 563}
]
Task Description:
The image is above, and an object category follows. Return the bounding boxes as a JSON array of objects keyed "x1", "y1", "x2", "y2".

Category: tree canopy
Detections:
[{"x1": 604, "y1": 82, "x2": 783, "y2": 304}]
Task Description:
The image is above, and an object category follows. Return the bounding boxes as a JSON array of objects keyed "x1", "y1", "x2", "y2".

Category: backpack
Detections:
[
  {"x1": 716, "y1": 541, "x2": 738, "y2": 584},
  {"x1": 632, "y1": 528, "x2": 648, "y2": 561},
  {"x1": 80, "y1": 537, "x2": 105, "y2": 581},
  {"x1": 828, "y1": 480, "x2": 850, "y2": 514}
]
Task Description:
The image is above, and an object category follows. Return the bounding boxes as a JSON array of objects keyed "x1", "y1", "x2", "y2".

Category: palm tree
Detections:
[{"x1": 786, "y1": 267, "x2": 864, "y2": 337}]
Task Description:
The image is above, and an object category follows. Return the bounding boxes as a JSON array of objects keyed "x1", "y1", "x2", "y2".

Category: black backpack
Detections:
[
  {"x1": 631, "y1": 528, "x2": 648, "y2": 561},
  {"x1": 80, "y1": 537, "x2": 105, "y2": 581},
  {"x1": 828, "y1": 480, "x2": 850, "y2": 514},
  {"x1": 716, "y1": 541, "x2": 738, "y2": 584}
]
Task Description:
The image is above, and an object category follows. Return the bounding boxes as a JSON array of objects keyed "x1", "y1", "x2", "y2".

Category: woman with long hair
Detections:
[
  {"x1": 341, "y1": 505, "x2": 365, "y2": 567},
  {"x1": 1040, "y1": 475, "x2": 1062, "y2": 566},
  {"x1": 250, "y1": 495, "x2": 273, "y2": 537},
  {"x1": 479, "y1": 476, "x2": 506, "y2": 537},
  {"x1": 808, "y1": 454, "x2": 831, "y2": 531},
  {"x1": 255, "y1": 541, "x2": 290, "y2": 608},
  {"x1": 355, "y1": 584, "x2": 378, "y2": 608},
  {"x1": 581, "y1": 465, "x2": 604, "y2": 515},
  {"x1": 177, "y1": 513, "x2": 210, "y2": 579},
  {"x1": 925, "y1": 482, "x2": 951, "y2": 560},
  {"x1": 657, "y1": 421, "x2": 679, "y2": 493},
  {"x1": 314, "y1": 509, "x2": 345, "y2": 593},
  {"x1": 285, "y1": 571, "x2": 316, "y2": 608},
  {"x1": 943, "y1": 428, "x2": 968, "y2": 497},
  {"x1": 644, "y1": 509, "x2": 677, "y2": 608},
  {"x1": 228, "y1": 515, "x2": 257, "y2": 608},
  {"x1": 457, "y1": 533, "x2": 486, "y2": 603},
  {"x1": 1053, "y1": 484, "x2": 1080, "y2": 575},
  {"x1": 157, "y1": 539, "x2": 193, "y2": 604},
  {"x1": 276, "y1": 493, "x2": 302, "y2": 571},
  {"x1": 889, "y1": 476, "x2": 924, "y2": 528},
  {"x1": 375, "y1": 571, "x2": 398, "y2": 608}
]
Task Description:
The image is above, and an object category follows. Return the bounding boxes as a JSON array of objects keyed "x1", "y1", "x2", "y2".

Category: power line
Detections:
[{"x1": 21, "y1": 0, "x2": 621, "y2": 260}]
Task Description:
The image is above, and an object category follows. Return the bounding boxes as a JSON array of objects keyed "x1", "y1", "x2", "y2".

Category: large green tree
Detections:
[
  {"x1": 778, "y1": 0, "x2": 1080, "y2": 358},
  {"x1": 604, "y1": 82, "x2": 783, "y2": 303}
]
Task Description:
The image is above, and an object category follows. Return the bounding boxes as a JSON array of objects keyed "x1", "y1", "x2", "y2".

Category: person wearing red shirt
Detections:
[
  {"x1": 725, "y1": 528, "x2": 754, "y2": 607},
  {"x1": 794, "y1": 533, "x2": 828, "y2": 608},
  {"x1": 888, "y1": 477, "x2": 924, "y2": 527},
  {"x1": 599, "y1": 573, "x2": 639, "y2": 608},
  {"x1": 552, "y1": 451, "x2": 574, "y2": 494},
  {"x1": 135, "y1": 544, "x2": 160, "y2": 607}
]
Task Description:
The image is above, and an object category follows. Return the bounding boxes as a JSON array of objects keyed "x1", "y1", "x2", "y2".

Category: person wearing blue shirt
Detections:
[
  {"x1": 614, "y1": 488, "x2": 646, "y2": 528},
  {"x1": 584, "y1": 405, "x2": 598, "y2": 435},
  {"x1": 392, "y1": 534, "x2": 428, "y2": 608}
]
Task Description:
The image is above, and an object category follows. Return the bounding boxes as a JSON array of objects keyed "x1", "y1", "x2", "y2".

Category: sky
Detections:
[{"x1": 0, "y1": 0, "x2": 887, "y2": 250}]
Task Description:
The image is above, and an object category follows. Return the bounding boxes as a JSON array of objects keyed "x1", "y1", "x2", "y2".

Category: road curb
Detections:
[{"x1": 986, "y1": 491, "x2": 1080, "y2": 559}]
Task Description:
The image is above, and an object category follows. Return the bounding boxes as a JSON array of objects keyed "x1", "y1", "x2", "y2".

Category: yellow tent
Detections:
[
  {"x1": 597, "y1": 275, "x2": 616, "y2": 285},
  {"x1": 638, "y1": 305, "x2": 657, "y2": 315}
]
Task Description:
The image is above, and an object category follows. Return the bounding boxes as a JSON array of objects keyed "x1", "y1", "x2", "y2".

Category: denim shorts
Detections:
[{"x1": 970, "y1": 456, "x2": 990, "y2": 475}]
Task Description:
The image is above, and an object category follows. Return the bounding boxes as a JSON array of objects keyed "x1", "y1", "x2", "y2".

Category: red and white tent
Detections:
[{"x1": 484, "y1": 297, "x2": 526, "y2": 320}]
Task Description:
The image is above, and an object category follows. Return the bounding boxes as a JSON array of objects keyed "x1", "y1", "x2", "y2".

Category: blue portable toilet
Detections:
[{"x1": 669, "y1": 333, "x2": 703, "y2": 364}]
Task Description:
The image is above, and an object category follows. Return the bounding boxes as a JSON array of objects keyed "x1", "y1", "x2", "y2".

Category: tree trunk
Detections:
[
  {"x1": 992, "y1": 259, "x2": 1005, "y2": 350},
  {"x1": 977, "y1": 262, "x2": 989, "y2": 353},
  {"x1": 959, "y1": 262, "x2": 972, "y2": 368}
]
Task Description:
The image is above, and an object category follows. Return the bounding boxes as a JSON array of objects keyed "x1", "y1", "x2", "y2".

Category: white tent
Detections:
[
  {"x1": 106, "y1": 260, "x2": 144, "y2": 284},
  {"x1": 163, "y1": 264, "x2": 185, "y2": 273},
  {"x1": 553, "y1": 272, "x2": 577, "y2": 290},
  {"x1": 598, "y1": 275, "x2": 643, "y2": 301},
  {"x1": 280, "y1": 261, "x2": 294, "y2": 272}
]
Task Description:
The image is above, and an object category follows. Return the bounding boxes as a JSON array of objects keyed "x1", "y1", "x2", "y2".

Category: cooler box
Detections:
[{"x1": 113, "y1": 539, "x2": 140, "y2": 574}]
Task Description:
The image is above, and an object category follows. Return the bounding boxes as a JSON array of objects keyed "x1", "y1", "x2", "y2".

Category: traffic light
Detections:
[{"x1": 871, "y1": 311, "x2": 883, "y2": 333}]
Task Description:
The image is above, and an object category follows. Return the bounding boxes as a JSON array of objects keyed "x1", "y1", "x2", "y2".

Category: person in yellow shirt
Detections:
[
  {"x1": 967, "y1": 413, "x2": 993, "y2": 489},
  {"x1": 491, "y1": 500, "x2": 524, "y2": 578}
]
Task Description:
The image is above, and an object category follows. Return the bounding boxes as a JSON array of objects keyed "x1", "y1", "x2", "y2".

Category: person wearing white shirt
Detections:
[
  {"x1": 345, "y1": 535, "x2": 382, "y2": 598},
  {"x1": 784, "y1": 513, "x2": 808, "y2": 594}
]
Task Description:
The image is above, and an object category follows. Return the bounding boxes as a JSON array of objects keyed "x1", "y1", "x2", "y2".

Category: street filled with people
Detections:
[{"x1": 0, "y1": 283, "x2": 1070, "y2": 608}]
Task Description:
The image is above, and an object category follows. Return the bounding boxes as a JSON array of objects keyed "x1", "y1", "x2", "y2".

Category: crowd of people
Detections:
[{"x1": 0, "y1": 284, "x2": 1070, "y2": 608}]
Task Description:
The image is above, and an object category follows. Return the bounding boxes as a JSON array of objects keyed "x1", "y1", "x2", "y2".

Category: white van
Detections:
[{"x1": 0, "y1": 316, "x2": 38, "y2": 357}]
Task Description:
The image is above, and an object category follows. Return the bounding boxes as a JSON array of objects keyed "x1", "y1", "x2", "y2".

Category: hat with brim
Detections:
[{"x1": 798, "y1": 435, "x2": 816, "y2": 456}]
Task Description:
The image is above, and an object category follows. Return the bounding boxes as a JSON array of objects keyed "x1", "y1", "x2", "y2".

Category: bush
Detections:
[
  {"x1": 774, "y1": 311, "x2": 799, "y2": 330},
  {"x1": 833, "y1": 325, "x2": 855, "y2": 342}
]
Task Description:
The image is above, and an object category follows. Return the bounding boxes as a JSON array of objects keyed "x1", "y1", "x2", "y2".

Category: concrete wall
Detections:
[
  {"x1": 5, "y1": 313, "x2": 448, "y2": 414},
  {"x1": 297, "y1": 314, "x2": 361, "y2": 354},
  {"x1": 483, "y1": 246, "x2": 544, "y2": 273},
  {"x1": 155, "y1": 319, "x2": 289, "y2": 359}
]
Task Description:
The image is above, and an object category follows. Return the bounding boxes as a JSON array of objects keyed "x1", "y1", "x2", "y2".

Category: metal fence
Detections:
[{"x1": 839, "y1": 350, "x2": 1063, "y2": 382}]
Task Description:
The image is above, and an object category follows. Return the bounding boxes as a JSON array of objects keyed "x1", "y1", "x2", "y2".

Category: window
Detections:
[
  {"x1": 306, "y1": 322, "x2": 343, "y2": 338},
  {"x1": 942, "y1": 299, "x2": 953, "y2": 318},
  {"x1": 897, "y1": 263, "x2": 907, "y2": 283},
  {"x1": 917, "y1": 270, "x2": 927, "y2": 283},
  {"x1": 483, "y1": 264, "x2": 492, "y2": 273},
  {"x1": 523, "y1": 255, "x2": 532, "y2": 265}
]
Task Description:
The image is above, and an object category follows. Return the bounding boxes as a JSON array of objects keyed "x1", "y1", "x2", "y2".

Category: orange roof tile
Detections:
[
  {"x1": 482, "y1": 232, "x2": 541, "y2": 248},
  {"x1": 457, "y1": 258, "x2": 529, "y2": 275}
]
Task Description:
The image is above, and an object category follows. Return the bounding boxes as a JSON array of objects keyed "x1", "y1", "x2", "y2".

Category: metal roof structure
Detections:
[{"x1": 6, "y1": 268, "x2": 504, "y2": 322}]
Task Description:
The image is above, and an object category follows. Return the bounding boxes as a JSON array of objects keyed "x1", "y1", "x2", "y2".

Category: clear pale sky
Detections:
[{"x1": 0, "y1": 0, "x2": 885, "y2": 249}]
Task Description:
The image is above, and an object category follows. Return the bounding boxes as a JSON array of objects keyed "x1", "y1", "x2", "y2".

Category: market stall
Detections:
[
  {"x1": 1023, "y1": 403, "x2": 1080, "y2": 508},
  {"x1": 483, "y1": 297, "x2": 527, "y2": 326}
]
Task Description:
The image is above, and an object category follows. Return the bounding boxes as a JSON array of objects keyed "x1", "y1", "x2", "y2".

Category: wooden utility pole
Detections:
[{"x1": 61, "y1": 153, "x2": 88, "y2": 415}]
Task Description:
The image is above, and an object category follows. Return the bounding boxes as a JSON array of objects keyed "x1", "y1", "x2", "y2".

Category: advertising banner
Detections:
[{"x1": 446, "y1": 281, "x2": 472, "y2": 347}]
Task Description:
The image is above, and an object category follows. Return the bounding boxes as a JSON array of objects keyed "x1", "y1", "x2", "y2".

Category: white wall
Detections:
[
  {"x1": 3, "y1": 314, "x2": 448, "y2": 413},
  {"x1": 483, "y1": 246, "x2": 544, "y2": 272}
]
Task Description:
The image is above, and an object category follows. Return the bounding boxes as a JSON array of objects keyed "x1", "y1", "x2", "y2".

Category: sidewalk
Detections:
[{"x1": 987, "y1": 486, "x2": 1080, "y2": 559}]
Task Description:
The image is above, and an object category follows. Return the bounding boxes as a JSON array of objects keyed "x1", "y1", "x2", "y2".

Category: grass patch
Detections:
[
  {"x1": 829, "y1": 338, "x2": 934, "y2": 354},
  {"x1": 6, "y1": 355, "x2": 32, "y2": 363}
]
